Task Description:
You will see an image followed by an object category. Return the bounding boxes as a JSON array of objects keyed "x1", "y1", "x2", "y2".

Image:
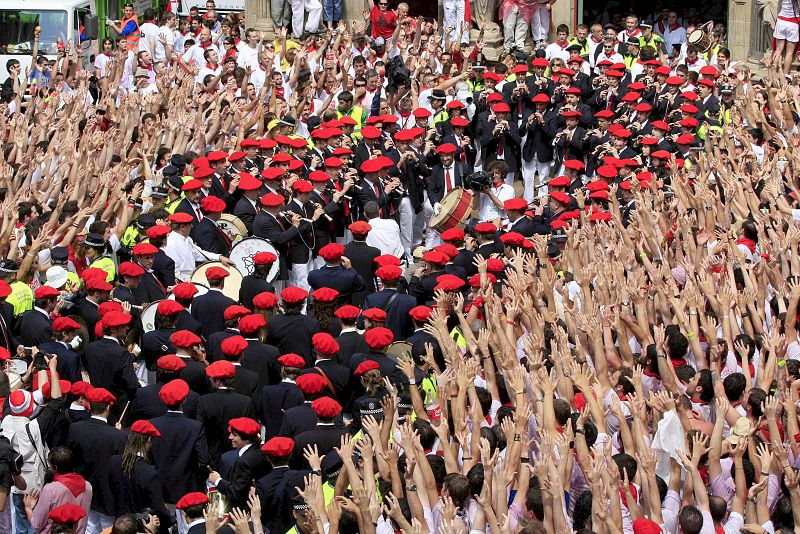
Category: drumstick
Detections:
[{"x1": 118, "y1": 401, "x2": 130, "y2": 424}]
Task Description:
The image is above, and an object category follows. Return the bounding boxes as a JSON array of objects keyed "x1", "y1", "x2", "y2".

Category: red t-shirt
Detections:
[{"x1": 371, "y1": 6, "x2": 398, "y2": 39}]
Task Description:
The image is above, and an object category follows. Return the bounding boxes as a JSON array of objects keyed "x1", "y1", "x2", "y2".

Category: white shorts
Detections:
[{"x1": 774, "y1": 18, "x2": 800, "y2": 42}]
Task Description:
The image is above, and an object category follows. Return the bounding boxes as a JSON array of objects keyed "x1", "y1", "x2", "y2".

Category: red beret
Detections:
[
  {"x1": 651, "y1": 149, "x2": 671, "y2": 159},
  {"x1": 0, "y1": 281, "x2": 11, "y2": 299},
  {"x1": 118, "y1": 262, "x2": 145, "y2": 278},
  {"x1": 409, "y1": 306, "x2": 432, "y2": 323},
  {"x1": 500, "y1": 232, "x2": 525, "y2": 246},
  {"x1": 375, "y1": 265, "x2": 402, "y2": 281},
  {"x1": 157, "y1": 300, "x2": 184, "y2": 316},
  {"x1": 228, "y1": 417, "x2": 260, "y2": 436},
  {"x1": 334, "y1": 305, "x2": 360, "y2": 320},
  {"x1": 239, "y1": 314, "x2": 266, "y2": 334},
  {"x1": 469, "y1": 272, "x2": 496, "y2": 287},
  {"x1": 278, "y1": 353, "x2": 305, "y2": 368},
  {"x1": 550, "y1": 191, "x2": 571, "y2": 205},
  {"x1": 486, "y1": 93, "x2": 503, "y2": 103},
  {"x1": 450, "y1": 116, "x2": 469, "y2": 128},
  {"x1": 435, "y1": 274, "x2": 465, "y2": 292},
  {"x1": 311, "y1": 397, "x2": 342, "y2": 418},
  {"x1": 561, "y1": 110, "x2": 581, "y2": 118},
  {"x1": 597, "y1": 165, "x2": 618, "y2": 179},
  {"x1": 157, "y1": 354, "x2": 187, "y2": 371},
  {"x1": 355, "y1": 359, "x2": 381, "y2": 376},
  {"x1": 363, "y1": 308, "x2": 387, "y2": 322},
  {"x1": 492, "y1": 103, "x2": 511, "y2": 113},
  {"x1": 349, "y1": 221, "x2": 372, "y2": 235},
  {"x1": 159, "y1": 379, "x2": 190, "y2": 405},
  {"x1": 564, "y1": 159, "x2": 585, "y2": 171},
  {"x1": 182, "y1": 179, "x2": 204, "y2": 192},
  {"x1": 52, "y1": 317, "x2": 80, "y2": 332},
  {"x1": 102, "y1": 312, "x2": 132, "y2": 329},
  {"x1": 588, "y1": 190, "x2": 609, "y2": 201},
  {"x1": 531, "y1": 93, "x2": 550, "y2": 104},
  {"x1": 474, "y1": 222, "x2": 497, "y2": 234},
  {"x1": 364, "y1": 327, "x2": 393, "y2": 349},
  {"x1": 206, "y1": 360, "x2": 236, "y2": 379},
  {"x1": 632, "y1": 518, "x2": 663, "y2": 534},
  {"x1": 676, "y1": 133, "x2": 695, "y2": 145},
  {"x1": 228, "y1": 151, "x2": 247, "y2": 162},
  {"x1": 311, "y1": 287, "x2": 339, "y2": 303},
  {"x1": 318, "y1": 243, "x2": 345, "y2": 262},
  {"x1": 176, "y1": 492, "x2": 209, "y2": 509},
  {"x1": 590, "y1": 211, "x2": 612, "y2": 222},
  {"x1": 271, "y1": 153, "x2": 292, "y2": 163},
  {"x1": 697, "y1": 78, "x2": 715, "y2": 88},
  {"x1": 308, "y1": 170, "x2": 330, "y2": 183},
  {"x1": 205, "y1": 266, "x2": 230, "y2": 281},
  {"x1": 47, "y1": 504, "x2": 87, "y2": 524},
  {"x1": 251, "y1": 252, "x2": 277, "y2": 266},
  {"x1": 193, "y1": 166, "x2": 215, "y2": 179},
  {"x1": 221, "y1": 335, "x2": 248, "y2": 357},
  {"x1": 97, "y1": 301, "x2": 123, "y2": 315},
  {"x1": 512, "y1": 64, "x2": 528, "y2": 74},
  {"x1": 434, "y1": 242, "x2": 457, "y2": 259},
  {"x1": 548, "y1": 176, "x2": 571, "y2": 187},
  {"x1": 131, "y1": 420, "x2": 161, "y2": 437},
  {"x1": 168, "y1": 212, "x2": 194, "y2": 225},
  {"x1": 71, "y1": 381, "x2": 92, "y2": 398},
  {"x1": 172, "y1": 282, "x2": 198, "y2": 300},
  {"x1": 374, "y1": 255, "x2": 401, "y2": 267},
  {"x1": 260, "y1": 192, "x2": 285, "y2": 207},
  {"x1": 291, "y1": 180, "x2": 313, "y2": 193},
  {"x1": 312, "y1": 332, "x2": 339, "y2": 355},
  {"x1": 281, "y1": 286, "x2": 308, "y2": 304},
  {"x1": 261, "y1": 436, "x2": 294, "y2": 457},
  {"x1": 503, "y1": 198, "x2": 528, "y2": 211},
  {"x1": 201, "y1": 195, "x2": 226, "y2": 213},
  {"x1": 253, "y1": 291, "x2": 279, "y2": 309},
  {"x1": 361, "y1": 126, "x2": 382, "y2": 139},
  {"x1": 440, "y1": 227, "x2": 465, "y2": 242},
  {"x1": 208, "y1": 150, "x2": 228, "y2": 162},
  {"x1": 261, "y1": 167, "x2": 285, "y2": 180},
  {"x1": 86, "y1": 387, "x2": 116, "y2": 404},
  {"x1": 586, "y1": 180, "x2": 611, "y2": 192},
  {"x1": 41, "y1": 380, "x2": 72, "y2": 399},
  {"x1": 422, "y1": 250, "x2": 446, "y2": 265},
  {"x1": 640, "y1": 137, "x2": 658, "y2": 146},
  {"x1": 435, "y1": 143, "x2": 457, "y2": 155},
  {"x1": 360, "y1": 159, "x2": 383, "y2": 173},
  {"x1": 324, "y1": 157, "x2": 345, "y2": 168},
  {"x1": 224, "y1": 305, "x2": 251, "y2": 321},
  {"x1": 238, "y1": 173, "x2": 263, "y2": 191},
  {"x1": 0, "y1": 347, "x2": 8, "y2": 361},
  {"x1": 240, "y1": 138, "x2": 259, "y2": 148},
  {"x1": 486, "y1": 258, "x2": 505, "y2": 272},
  {"x1": 132, "y1": 243, "x2": 159, "y2": 257},
  {"x1": 171, "y1": 329, "x2": 202, "y2": 348},
  {"x1": 412, "y1": 108, "x2": 432, "y2": 118},
  {"x1": 296, "y1": 373, "x2": 328, "y2": 394}
]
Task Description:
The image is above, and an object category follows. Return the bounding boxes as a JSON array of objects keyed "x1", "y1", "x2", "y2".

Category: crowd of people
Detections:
[{"x1": 0, "y1": 0, "x2": 798, "y2": 533}]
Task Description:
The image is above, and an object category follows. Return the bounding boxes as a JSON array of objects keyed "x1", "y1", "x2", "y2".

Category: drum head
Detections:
[
  {"x1": 191, "y1": 262, "x2": 243, "y2": 301},
  {"x1": 140, "y1": 301, "x2": 160, "y2": 333},
  {"x1": 218, "y1": 214, "x2": 248, "y2": 243},
  {"x1": 386, "y1": 341, "x2": 413, "y2": 362},
  {"x1": 230, "y1": 238, "x2": 280, "y2": 282},
  {"x1": 688, "y1": 29, "x2": 703, "y2": 43},
  {"x1": 167, "y1": 282, "x2": 209, "y2": 300},
  {"x1": 65, "y1": 315, "x2": 90, "y2": 353}
]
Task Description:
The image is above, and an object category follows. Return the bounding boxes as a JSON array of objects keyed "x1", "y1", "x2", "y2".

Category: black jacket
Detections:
[
  {"x1": 190, "y1": 218, "x2": 233, "y2": 256},
  {"x1": 342, "y1": 241, "x2": 381, "y2": 306},
  {"x1": 267, "y1": 314, "x2": 320, "y2": 365},
  {"x1": 191, "y1": 289, "x2": 236, "y2": 339},
  {"x1": 150, "y1": 411, "x2": 210, "y2": 504},
  {"x1": 427, "y1": 163, "x2": 466, "y2": 206},
  {"x1": 17, "y1": 308, "x2": 52, "y2": 347},
  {"x1": 217, "y1": 444, "x2": 270, "y2": 511},
  {"x1": 260, "y1": 381, "x2": 304, "y2": 440},
  {"x1": 197, "y1": 388, "x2": 256, "y2": 465},
  {"x1": 108, "y1": 456, "x2": 171, "y2": 528},
  {"x1": 85, "y1": 337, "x2": 139, "y2": 422}
]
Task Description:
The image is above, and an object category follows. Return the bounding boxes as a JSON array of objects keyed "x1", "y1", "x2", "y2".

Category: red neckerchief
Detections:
[
  {"x1": 54, "y1": 473, "x2": 87, "y2": 497},
  {"x1": 557, "y1": 40, "x2": 569, "y2": 49},
  {"x1": 625, "y1": 29, "x2": 642, "y2": 39},
  {"x1": 691, "y1": 397, "x2": 709, "y2": 406},
  {"x1": 619, "y1": 483, "x2": 638, "y2": 508},
  {"x1": 199, "y1": 40, "x2": 212, "y2": 49},
  {"x1": 670, "y1": 23, "x2": 682, "y2": 31},
  {"x1": 670, "y1": 357, "x2": 687, "y2": 369},
  {"x1": 643, "y1": 370, "x2": 660, "y2": 378},
  {"x1": 715, "y1": 526, "x2": 725, "y2": 534},
  {"x1": 737, "y1": 237, "x2": 756, "y2": 253},
  {"x1": 686, "y1": 57, "x2": 698, "y2": 65}
]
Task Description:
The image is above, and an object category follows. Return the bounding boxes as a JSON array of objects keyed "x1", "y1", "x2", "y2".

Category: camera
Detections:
[
  {"x1": 463, "y1": 171, "x2": 492, "y2": 192},
  {"x1": 135, "y1": 510, "x2": 154, "y2": 532}
]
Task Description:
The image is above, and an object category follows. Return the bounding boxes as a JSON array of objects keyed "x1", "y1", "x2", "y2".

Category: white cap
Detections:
[{"x1": 45, "y1": 266, "x2": 68, "y2": 289}]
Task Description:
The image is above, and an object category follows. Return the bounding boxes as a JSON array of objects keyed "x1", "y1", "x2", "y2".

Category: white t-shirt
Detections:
[
  {"x1": 478, "y1": 183, "x2": 514, "y2": 223},
  {"x1": 137, "y1": 22, "x2": 160, "y2": 56},
  {"x1": 196, "y1": 63, "x2": 221, "y2": 86},
  {"x1": 153, "y1": 25, "x2": 176, "y2": 63},
  {"x1": 94, "y1": 52, "x2": 113, "y2": 78},
  {"x1": 236, "y1": 42, "x2": 259, "y2": 70},
  {"x1": 182, "y1": 42, "x2": 210, "y2": 72}
]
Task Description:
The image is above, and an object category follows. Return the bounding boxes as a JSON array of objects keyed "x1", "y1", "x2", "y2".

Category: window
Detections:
[{"x1": 0, "y1": 10, "x2": 68, "y2": 55}]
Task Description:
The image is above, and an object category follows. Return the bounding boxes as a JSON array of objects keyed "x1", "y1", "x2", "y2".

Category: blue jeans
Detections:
[
  {"x1": 12, "y1": 494, "x2": 33, "y2": 534},
  {"x1": 323, "y1": 0, "x2": 342, "y2": 22}
]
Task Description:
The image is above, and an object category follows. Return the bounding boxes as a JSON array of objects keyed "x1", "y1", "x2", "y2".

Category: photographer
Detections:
[
  {"x1": 476, "y1": 163, "x2": 515, "y2": 226},
  {"x1": 1, "y1": 352, "x2": 63, "y2": 534}
]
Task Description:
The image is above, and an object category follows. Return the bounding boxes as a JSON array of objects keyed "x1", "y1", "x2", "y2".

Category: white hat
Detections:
[{"x1": 45, "y1": 266, "x2": 68, "y2": 289}]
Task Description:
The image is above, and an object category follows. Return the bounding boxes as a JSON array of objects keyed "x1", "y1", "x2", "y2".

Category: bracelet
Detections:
[
  {"x1": 408, "y1": 378, "x2": 416, "y2": 385},
  {"x1": 513, "y1": 434, "x2": 521, "y2": 442},
  {"x1": 741, "y1": 311, "x2": 749, "y2": 317},
  {"x1": 621, "y1": 301, "x2": 630, "y2": 306},
  {"x1": 575, "y1": 428, "x2": 585, "y2": 434},
  {"x1": 311, "y1": 469, "x2": 322, "y2": 476},
  {"x1": 782, "y1": 464, "x2": 791, "y2": 469},
  {"x1": 761, "y1": 472, "x2": 770, "y2": 477},
  {"x1": 687, "y1": 332, "x2": 698, "y2": 341},
  {"x1": 506, "y1": 320, "x2": 516, "y2": 325},
  {"x1": 657, "y1": 352, "x2": 666, "y2": 359},
  {"x1": 462, "y1": 456, "x2": 473, "y2": 460},
  {"x1": 406, "y1": 484, "x2": 417, "y2": 492},
  {"x1": 689, "y1": 311, "x2": 698, "y2": 316},
  {"x1": 520, "y1": 456, "x2": 530, "y2": 463}
]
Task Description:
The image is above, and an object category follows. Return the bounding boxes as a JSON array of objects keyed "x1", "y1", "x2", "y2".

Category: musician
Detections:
[
  {"x1": 238, "y1": 314, "x2": 279, "y2": 388},
  {"x1": 343, "y1": 222, "x2": 380, "y2": 306},
  {"x1": 408, "y1": 250, "x2": 448, "y2": 306},
  {"x1": 207, "y1": 305, "x2": 249, "y2": 363},
  {"x1": 191, "y1": 266, "x2": 237, "y2": 339},
  {"x1": 233, "y1": 173, "x2": 263, "y2": 235},
  {"x1": 173, "y1": 179, "x2": 206, "y2": 225},
  {"x1": 443, "y1": 116, "x2": 477, "y2": 170},
  {"x1": 479, "y1": 103, "x2": 521, "y2": 184},
  {"x1": 266, "y1": 287, "x2": 319, "y2": 366},
  {"x1": 393, "y1": 128, "x2": 428, "y2": 258},
  {"x1": 172, "y1": 329, "x2": 212, "y2": 395},
  {"x1": 207, "y1": 151, "x2": 234, "y2": 199},
  {"x1": 427, "y1": 143, "x2": 465, "y2": 216},
  {"x1": 163, "y1": 212, "x2": 235, "y2": 283},
  {"x1": 240, "y1": 252, "x2": 277, "y2": 311},
  {"x1": 552, "y1": 110, "x2": 588, "y2": 170},
  {"x1": 171, "y1": 282, "x2": 204, "y2": 337},
  {"x1": 284, "y1": 180, "x2": 325, "y2": 292},
  {"x1": 260, "y1": 168, "x2": 290, "y2": 201},
  {"x1": 141, "y1": 299, "x2": 182, "y2": 371},
  {"x1": 362, "y1": 265, "x2": 415, "y2": 340},
  {"x1": 190, "y1": 196, "x2": 234, "y2": 256},
  {"x1": 308, "y1": 171, "x2": 340, "y2": 266},
  {"x1": 79, "y1": 276, "x2": 113, "y2": 341},
  {"x1": 309, "y1": 128, "x2": 332, "y2": 167},
  {"x1": 355, "y1": 159, "x2": 398, "y2": 220},
  {"x1": 307, "y1": 243, "x2": 366, "y2": 305},
  {"x1": 505, "y1": 197, "x2": 550, "y2": 236},
  {"x1": 253, "y1": 193, "x2": 297, "y2": 290},
  {"x1": 113, "y1": 261, "x2": 145, "y2": 306},
  {"x1": 351, "y1": 126, "x2": 385, "y2": 174},
  {"x1": 145, "y1": 225, "x2": 176, "y2": 288},
  {"x1": 131, "y1": 243, "x2": 169, "y2": 303}
]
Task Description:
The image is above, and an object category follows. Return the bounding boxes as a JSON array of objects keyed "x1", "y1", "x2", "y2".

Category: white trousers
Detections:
[
  {"x1": 503, "y1": 5, "x2": 528, "y2": 50},
  {"x1": 530, "y1": 5, "x2": 550, "y2": 41},
  {"x1": 423, "y1": 196, "x2": 442, "y2": 248},
  {"x1": 443, "y1": 0, "x2": 470, "y2": 44},
  {"x1": 289, "y1": 260, "x2": 313, "y2": 292},
  {"x1": 398, "y1": 197, "x2": 415, "y2": 258},
  {"x1": 291, "y1": 0, "x2": 322, "y2": 37}
]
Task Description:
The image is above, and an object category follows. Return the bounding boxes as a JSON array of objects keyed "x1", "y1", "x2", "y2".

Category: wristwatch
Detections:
[{"x1": 406, "y1": 484, "x2": 417, "y2": 492}]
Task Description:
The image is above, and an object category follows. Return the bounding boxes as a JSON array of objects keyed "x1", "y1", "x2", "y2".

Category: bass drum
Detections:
[
  {"x1": 140, "y1": 301, "x2": 160, "y2": 333},
  {"x1": 218, "y1": 214, "x2": 248, "y2": 244},
  {"x1": 428, "y1": 187, "x2": 474, "y2": 234},
  {"x1": 230, "y1": 238, "x2": 280, "y2": 282},
  {"x1": 191, "y1": 261, "x2": 243, "y2": 301},
  {"x1": 386, "y1": 341, "x2": 413, "y2": 362}
]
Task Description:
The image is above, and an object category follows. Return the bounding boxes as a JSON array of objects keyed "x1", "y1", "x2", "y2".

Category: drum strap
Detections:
[
  {"x1": 382, "y1": 290, "x2": 401, "y2": 314},
  {"x1": 313, "y1": 366, "x2": 337, "y2": 396}
]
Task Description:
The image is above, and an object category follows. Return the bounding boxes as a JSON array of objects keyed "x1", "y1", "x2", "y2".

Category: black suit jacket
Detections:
[
  {"x1": 480, "y1": 116, "x2": 522, "y2": 172},
  {"x1": 508, "y1": 214, "x2": 550, "y2": 236},
  {"x1": 141, "y1": 328, "x2": 176, "y2": 371},
  {"x1": 354, "y1": 177, "x2": 394, "y2": 217},
  {"x1": 260, "y1": 381, "x2": 304, "y2": 440},
  {"x1": 133, "y1": 271, "x2": 168, "y2": 304},
  {"x1": 191, "y1": 289, "x2": 236, "y2": 339},
  {"x1": 343, "y1": 241, "x2": 381, "y2": 306},
  {"x1": 233, "y1": 197, "x2": 259, "y2": 235},
  {"x1": 361, "y1": 289, "x2": 416, "y2": 340},
  {"x1": 239, "y1": 276, "x2": 274, "y2": 312},
  {"x1": 190, "y1": 218, "x2": 232, "y2": 256},
  {"x1": 67, "y1": 418, "x2": 127, "y2": 516},
  {"x1": 278, "y1": 403, "x2": 345, "y2": 438},
  {"x1": 179, "y1": 355, "x2": 211, "y2": 395},
  {"x1": 253, "y1": 210, "x2": 298, "y2": 281},
  {"x1": 197, "y1": 388, "x2": 256, "y2": 465},
  {"x1": 174, "y1": 198, "x2": 201, "y2": 225},
  {"x1": 218, "y1": 444, "x2": 270, "y2": 511},
  {"x1": 256, "y1": 466, "x2": 309, "y2": 534},
  {"x1": 152, "y1": 250, "x2": 177, "y2": 288},
  {"x1": 242, "y1": 339, "x2": 281, "y2": 387},
  {"x1": 291, "y1": 425, "x2": 349, "y2": 469},
  {"x1": 427, "y1": 163, "x2": 467, "y2": 206},
  {"x1": 408, "y1": 269, "x2": 445, "y2": 305},
  {"x1": 77, "y1": 299, "x2": 101, "y2": 341},
  {"x1": 307, "y1": 266, "x2": 366, "y2": 305},
  {"x1": 85, "y1": 337, "x2": 140, "y2": 421},
  {"x1": 300, "y1": 358, "x2": 350, "y2": 405},
  {"x1": 17, "y1": 308, "x2": 52, "y2": 347},
  {"x1": 150, "y1": 411, "x2": 210, "y2": 504},
  {"x1": 207, "y1": 328, "x2": 240, "y2": 363},
  {"x1": 108, "y1": 456, "x2": 171, "y2": 525},
  {"x1": 176, "y1": 309, "x2": 203, "y2": 337},
  {"x1": 233, "y1": 364, "x2": 261, "y2": 408},
  {"x1": 0, "y1": 302, "x2": 19, "y2": 352},
  {"x1": 37, "y1": 341, "x2": 81, "y2": 383},
  {"x1": 523, "y1": 110, "x2": 558, "y2": 163},
  {"x1": 266, "y1": 314, "x2": 319, "y2": 365},
  {"x1": 127, "y1": 382, "x2": 199, "y2": 423},
  {"x1": 334, "y1": 330, "x2": 369, "y2": 368}
]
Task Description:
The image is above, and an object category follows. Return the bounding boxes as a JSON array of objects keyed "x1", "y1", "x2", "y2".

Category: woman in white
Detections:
[{"x1": 773, "y1": 0, "x2": 800, "y2": 74}]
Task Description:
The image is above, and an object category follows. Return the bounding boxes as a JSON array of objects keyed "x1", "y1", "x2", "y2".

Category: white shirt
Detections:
[
  {"x1": 154, "y1": 25, "x2": 176, "y2": 63},
  {"x1": 138, "y1": 22, "x2": 160, "y2": 56},
  {"x1": 478, "y1": 183, "x2": 515, "y2": 223},
  {"x1": 544, "y1": 42, "x2": 571, "y2": 62},
  {"x1": 182, "y1": 42, "x2": 210, "y2": 72},
  {"x1": 236, "y1": 42, "x2": 259, "y2": 69},
  {"x1": 197, "y1": 63, "x2": 222, "y2": 86},
  {"x1": 163, "y1": 231, "x2": 221, "y2": 281},
  {"x1": 366, "y1": 217, "x2": 405, "y2": 258},
  {"x1": 94, "y1": 52, "x2": 113, "y2": 78}
]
